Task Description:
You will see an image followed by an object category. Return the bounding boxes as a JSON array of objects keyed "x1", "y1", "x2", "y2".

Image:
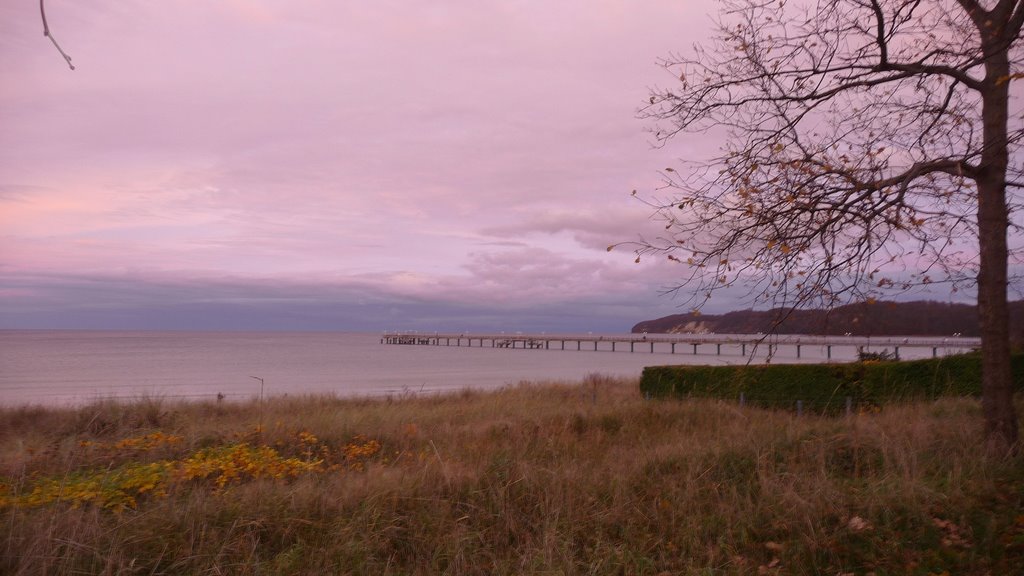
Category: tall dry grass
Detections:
[{"x1": 1, "y1": 375, "x2": 1022, "y2": 575}]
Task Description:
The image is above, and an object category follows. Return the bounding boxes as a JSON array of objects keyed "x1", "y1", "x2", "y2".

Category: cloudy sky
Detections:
[
  {"x1": 0, "y1": 0, "x2": 735, "y2": 332},
  {"x1": 2, "y1": 1, "x2": 993, "y2": 334}
]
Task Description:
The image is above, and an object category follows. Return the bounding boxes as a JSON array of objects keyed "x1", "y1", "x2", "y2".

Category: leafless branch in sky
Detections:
[{"x1": 40, "y1": 0, "x2": 74, "y2": 70}]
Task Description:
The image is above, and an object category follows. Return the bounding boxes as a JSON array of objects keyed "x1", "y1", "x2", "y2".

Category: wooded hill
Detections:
[{"x1": 632, "y1": 300, "x2": 1024, "y2": 342}]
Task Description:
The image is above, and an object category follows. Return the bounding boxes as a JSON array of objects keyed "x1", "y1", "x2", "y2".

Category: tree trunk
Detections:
[{"x1": 977, "y1": 47, "x2": 1018, "y2": 454}]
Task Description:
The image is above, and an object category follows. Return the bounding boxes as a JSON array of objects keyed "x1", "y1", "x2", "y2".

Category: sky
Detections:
[
  {"x1": 0, "y1": 0, "x2": 729, "y2": 333},
  {"x1": 0, "y1": 1, "x2": 988, "y2": 333}
]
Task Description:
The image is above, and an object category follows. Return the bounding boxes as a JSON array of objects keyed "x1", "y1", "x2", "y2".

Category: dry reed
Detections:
[{"x1": 1, "y1": 375, "x2": 1022, "y2": 575}]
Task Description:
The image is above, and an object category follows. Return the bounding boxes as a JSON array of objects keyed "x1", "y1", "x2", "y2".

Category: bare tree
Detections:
[{"x1": 629, "y1": 0, "x2": 1023, "y2": 452}]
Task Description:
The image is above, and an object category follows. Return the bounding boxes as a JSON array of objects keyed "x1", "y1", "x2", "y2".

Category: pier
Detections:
[{"x1": 381, "y1": 332, "x2": 980, "y2": 360}]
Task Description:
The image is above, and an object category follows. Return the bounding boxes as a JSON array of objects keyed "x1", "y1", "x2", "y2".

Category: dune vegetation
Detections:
[{"x1": 2, "y1": 375, "x2": 1023, "y2": 575}]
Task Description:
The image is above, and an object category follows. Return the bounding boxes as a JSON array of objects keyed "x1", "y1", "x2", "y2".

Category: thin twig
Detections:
[{"x1": 40, "y1": 0, "x2": 75, "y2": 70}]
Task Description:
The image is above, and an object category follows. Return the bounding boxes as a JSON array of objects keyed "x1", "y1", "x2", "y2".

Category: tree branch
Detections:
[
  {"x1": 40, "y1": 0, "x2": 74, "y2": 71},
  {"x1": 871, "y1": 158, "x2": 978, "y2": 189},
  {"x1": 1007, "y1": 0, "x2": 1024, "y2": 38},
  {"x1": 872, "y1": 61, "x2": 983, "y2": 91},
  {"x1": 954, "y1": 0, "x2": 988, "y2": 26},
  {"x1": 869, "y1": 0, "x2": 889, "y2": 64}
]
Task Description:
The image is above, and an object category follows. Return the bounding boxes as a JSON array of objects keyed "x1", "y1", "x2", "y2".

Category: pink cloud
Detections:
[{"x1": 0, "y1": 0, "x2": 725, "y2": 329}]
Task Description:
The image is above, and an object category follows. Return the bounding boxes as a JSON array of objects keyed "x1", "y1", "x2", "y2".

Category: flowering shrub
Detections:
[
  {"x1": 6, "y1": 461, "x2": 173, "y2": 511},
  {"x1": 342, "y1": 435, "x2": 382, "y2": 471},
  {"x1": 178, "y1": 444, "x2": 321, "y2": 489},
  {"x1": 80, "y1": 431, "x2": 184, "y2": 453},
  {"x1": 1, "y1": 430, "x2": 383, "y2": 511}
]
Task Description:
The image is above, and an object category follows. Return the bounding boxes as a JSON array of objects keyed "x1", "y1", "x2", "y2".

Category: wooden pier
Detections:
[{"x1": 381, "y1": 332, "x2": 980, "y2": 359}]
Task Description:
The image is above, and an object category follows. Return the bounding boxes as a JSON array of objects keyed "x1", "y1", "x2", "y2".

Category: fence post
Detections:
[
  {"x1": 796, "y1": 400, "x2": 803, "y2": 417},
  {"x1": 739, "y1": 392, "x2": 745, "y2": 407},
  {"x1": 845, "y1": 396, "x2": 853, "y2": 417}
]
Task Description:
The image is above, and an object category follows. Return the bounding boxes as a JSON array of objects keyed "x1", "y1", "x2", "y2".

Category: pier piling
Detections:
[{"x1": 380, "y1": 332, "x2": 978, "y2": 361}]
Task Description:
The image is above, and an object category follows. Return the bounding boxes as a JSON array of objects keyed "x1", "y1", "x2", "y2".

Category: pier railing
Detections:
[{"x1": 381, "y1": 331, "x2": 980, "y2": 359}]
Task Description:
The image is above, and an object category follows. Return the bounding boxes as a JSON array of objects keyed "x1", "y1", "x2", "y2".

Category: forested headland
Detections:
[{"x1": 633, "y1": 300, "x2": 1024, "y2": 344}]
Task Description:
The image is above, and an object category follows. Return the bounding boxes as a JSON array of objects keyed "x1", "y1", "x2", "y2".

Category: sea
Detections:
[{"x1": 0, "y1": 330, "x2": 936, "y2": 407}]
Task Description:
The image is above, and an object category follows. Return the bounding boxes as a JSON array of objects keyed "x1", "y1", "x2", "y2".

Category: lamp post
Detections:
[{"x1": 250, "y1": 376, "x2": 265, "y2": 439}]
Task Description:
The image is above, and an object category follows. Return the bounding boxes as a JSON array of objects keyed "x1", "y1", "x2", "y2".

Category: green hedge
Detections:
[{"x1": 640, "y1": 353, "x2": 1024, "y2": 413}]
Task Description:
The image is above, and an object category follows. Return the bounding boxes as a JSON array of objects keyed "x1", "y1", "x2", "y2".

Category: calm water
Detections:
[
  {"x1": 0, "y1": 330, "x2": 936, "y2": 406},
  {"x1": 0, "y1": 330, "x2": 724, "y2": 406}
]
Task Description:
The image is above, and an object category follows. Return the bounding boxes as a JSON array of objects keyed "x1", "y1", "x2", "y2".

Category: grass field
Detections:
[{"x1": 2, "y1": 375, "x2": 1023, "y2": 575}]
